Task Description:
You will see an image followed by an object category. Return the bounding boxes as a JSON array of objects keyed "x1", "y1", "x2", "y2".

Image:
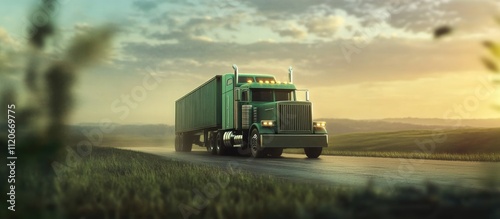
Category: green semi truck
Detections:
[{"x1": 174, "y1": 65, "x2": 328, "y2": 158}]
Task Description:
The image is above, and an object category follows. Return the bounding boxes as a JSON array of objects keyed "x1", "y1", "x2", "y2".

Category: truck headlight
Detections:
[
  {"x1": 313, "y1": 121, "x2": 326, "y2": 128},
  {"x1": 261, "y1": 120, "x2": 275, "y2": 127}
]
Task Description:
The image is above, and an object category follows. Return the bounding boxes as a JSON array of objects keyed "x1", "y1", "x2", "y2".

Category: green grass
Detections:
[
  {"x1": 3, "y1": 147, "x2": 500, "y2": 219},
  {"x1": 329, "y1": 128, "x2": 500, "y2": 154},
  {"x1": 288, "y1": 128, "x2": 500, "y2": 162},
  {"x1": 286, "y1": 149, "x2": 500, "y2": 162},
  {"x1": 69, "y1": 134, "x2": 174, "y2": 148}
]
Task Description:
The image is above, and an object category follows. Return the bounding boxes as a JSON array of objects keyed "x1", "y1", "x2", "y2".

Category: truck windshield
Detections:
[
  {"x1": 252, "y1": 89, "x2": 273, "y2": 101},
  {"x1": 252, "y1": 89, "x2": 294, "y2": 101},
  {"x1": 275, "y1": 90, "x2": 294, "y2": 101}
]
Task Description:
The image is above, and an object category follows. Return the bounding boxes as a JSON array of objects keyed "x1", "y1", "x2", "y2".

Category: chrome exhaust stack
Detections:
[
  {"x1": 288, "y1": 66, "x2": 293, "y2": 84},
  {"x1": 233, "y1": 64, "x2": 238, "y2": 85}
]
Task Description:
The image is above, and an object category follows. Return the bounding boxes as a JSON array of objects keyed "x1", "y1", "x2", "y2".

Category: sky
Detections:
[{"x1": 1, "y1": 0, "x2": 500, "y2": 125}]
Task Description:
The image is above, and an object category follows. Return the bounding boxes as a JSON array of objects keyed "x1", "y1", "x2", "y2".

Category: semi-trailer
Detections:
[{"x1": 174, "y1": 65, "x2": 328, "y2": 158}]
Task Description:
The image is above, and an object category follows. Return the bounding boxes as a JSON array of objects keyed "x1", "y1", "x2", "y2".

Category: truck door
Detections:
[{"x1": 222, "y1": 75, "x2": 234, "y2": 129}]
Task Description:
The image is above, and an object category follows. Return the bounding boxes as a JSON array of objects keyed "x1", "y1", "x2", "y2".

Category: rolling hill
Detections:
[
  {"x1": 329, "y1": 128, "x2": 500, "y2": 154},
  {"x1": 381, "y1": 118, "x2": 500, "y2": 128},
  {"x1": 319, "y1": 118, "x2": 453, "y2": 135}
]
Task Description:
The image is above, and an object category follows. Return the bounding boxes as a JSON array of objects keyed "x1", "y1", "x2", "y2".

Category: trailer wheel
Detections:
[
  {"x1": 175, "y1": 134, "x2": 181, "y2": 152},
  {"x1": 207, "y1": 132, "x2": 217, "y2": 155},
  {"x1": 304, "y1": 147, "x2": 322, "y2": 158},
  {"x1": 250, "y1": 129, "x2": 266, "y2": 158},
  {"x1": 182, "y1": 134, "x2": 193, "y2": 152},
  {"x1": 268, "y1": 148, "x2": 283, "y2": 158},
  {"x1": 216, "y1": 132, "x2": 229, "y2": 155}
]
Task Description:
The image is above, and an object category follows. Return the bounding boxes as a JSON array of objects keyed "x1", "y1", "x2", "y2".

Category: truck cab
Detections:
[{"x1": 175, "y1": 65, "x2": 328, "y2": 158}]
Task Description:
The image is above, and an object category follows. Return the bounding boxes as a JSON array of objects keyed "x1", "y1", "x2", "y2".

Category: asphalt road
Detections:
[{"x1": 120, "y1": 146, "x2": 500, "y2": 190}]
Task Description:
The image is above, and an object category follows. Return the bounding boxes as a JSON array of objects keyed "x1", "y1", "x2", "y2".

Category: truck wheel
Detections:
[
  {"x1": 237, "y1": 146, "x2": 251, "y2": 156},
  {"x1": 268, "y1": 148, "x2": 283, "y2": 158},
  {"x1": 207, "y1": 132, "x2": 217, "y2": 155},
  {"x1": 304, "y1": 147, "x2": 322, "y2": 158},
  {"x1": 216, "y1": 132, "x2": 229, "y2": 155},
  {"x1": 250, "y1": 129, "x2": 266, "y2": 158},
  {"x1": 182, "y1": 134, "x2": 193, "y2": 152},
  {"x1": 175, "y1": 134, "x2": 181, "y2": 152}
]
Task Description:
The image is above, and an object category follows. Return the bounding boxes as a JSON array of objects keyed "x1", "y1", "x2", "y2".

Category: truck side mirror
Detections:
[{"x1": 295, "y1": 89, "x2": 310, "y2": 101}]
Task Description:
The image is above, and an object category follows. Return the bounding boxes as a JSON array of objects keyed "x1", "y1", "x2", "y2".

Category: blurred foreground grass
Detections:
[{"x1": 2, "y1": 146, "x2": 499, "y2": 219}]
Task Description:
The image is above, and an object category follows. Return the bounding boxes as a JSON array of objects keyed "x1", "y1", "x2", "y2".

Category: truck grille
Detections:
[
  {"x1": 242, "y1": 105, "x2": 252, "y2": 129},
  {"x1": 278, "y1": 103, "x2": 312, "y2": 133}
]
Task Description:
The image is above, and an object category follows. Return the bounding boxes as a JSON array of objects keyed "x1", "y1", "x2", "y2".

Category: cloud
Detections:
[
  {"x1": 133, "y1": 1, "x2": 159, "y2": 12},
  {"x1": 276, "y1": 25, "x2": 308, "y2": 39},
  {"x1": 147, "y1": 13, "x2": 246, "y2": 42},
  {"x1": 351, "y1": 0, "x2": 499, "y2": 34},
  {"x1": 238, "y1": 0, "x2": 499, "y2": 36},
  {"x1": 120, "y1": 35, "x2": 486, "y2": 89},
  {"x1": 74, "y1": 23, "x2": 92, "y2": 33},
  {"x1": 31, "y1": 0, "x2": 495, "y2": 124},
  {"x1": 437, "y1": 0, "x2": 500, "y2": 32},
  {"x1": 302, "y1": 15, "x2": 344, "y2": 37},
  {"x1": 118, "y1": 0, "x2": 492, "y2": 87},
  {"x1": 239, "y1": 0, "x2": 328, "y2": 16}
]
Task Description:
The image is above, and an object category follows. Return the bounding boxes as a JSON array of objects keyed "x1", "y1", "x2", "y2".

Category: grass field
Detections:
[
  {"x1": 3, "y1": 147, "x2": 500, "y2": 219},
  {"x1": 285, "y1": 150, "x2": 500, "y2": 162},
  {"x1": 285, "y1": 128, "x2": 500, "y2": 161},
  {"x1": 329, "y1": 128, "x2": 500, "y2": 154}
]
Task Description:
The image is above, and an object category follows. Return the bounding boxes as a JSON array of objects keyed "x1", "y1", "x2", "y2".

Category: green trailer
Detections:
[{"x1": 174, "y1": 65, "x2": 328, "y2": 158}]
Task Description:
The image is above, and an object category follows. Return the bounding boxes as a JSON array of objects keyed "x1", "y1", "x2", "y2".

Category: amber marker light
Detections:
[
  {"x1": 313, "y1": 121, "x2": 327, "y2": 128},
  {"x1": 261, "y1": 120, "x2": 275, "y2": 127}
]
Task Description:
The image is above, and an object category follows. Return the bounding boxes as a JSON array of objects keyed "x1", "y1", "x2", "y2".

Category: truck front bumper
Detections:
[{"x1": 260, "y1": 134, "x2": 328, "y2": 148}]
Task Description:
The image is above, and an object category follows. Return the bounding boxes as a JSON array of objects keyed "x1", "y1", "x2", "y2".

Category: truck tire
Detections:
[
  {"x1": 182, "y1": 134, "x2": 193, "y2": 152},
  {"x1": 304, "y1": 147, "x2": 322, "y2": 158},
  {"x1": 237, "y1": 146, "x2": 251, "y2": 156},
  {"x1": 268, "y1": 148, "x2": 283, "y2": 158},
  {"x1": 216, "y1": 132, "x2": 230, "y2": 155},
  {"x1": 207, "y1": 132, "x2": 217, "y2": 155},
  {"x1": 175, "y1": 134, "x2": 181, "y2": 152},
  {"x1": 250, "y1": 129, "x2": 266, "y2": 158}
]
